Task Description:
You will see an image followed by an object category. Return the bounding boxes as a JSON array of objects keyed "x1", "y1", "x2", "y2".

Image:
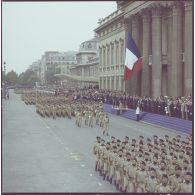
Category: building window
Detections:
[
  {"x1": 111, "y1": 44, "x2": 114, "y2": 65},
  {"x1": 121, "y1": 40, "x2": 124, "y2": 64},
  {"x1": 103, "y1": 47, "x2": 106, "y2": 66},
  {"x1": 107, "y1": 46, "x2": 110, "y2": 66},
  {"x1": 88, "y1": 43, "x2": 92, "y2": 49},
  {"x1": 116, "y1": 43, "x2": 119, "y2": 65}
]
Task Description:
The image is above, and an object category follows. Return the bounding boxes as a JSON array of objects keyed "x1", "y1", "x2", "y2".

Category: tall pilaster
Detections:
[
  {"x1": 152, "y1": 5, "x2": 162, "y2": 98},
  {"x1": 167, "y1": 9, "x2": 172, "y2": 96},
  {"x1": 124, "y1": 17, "x2": 132, "y2": 93},
  {"x1": 131, "y1": 14, "x2": 141, "y2": 96},
  {"x1": 171, "y1": 2, "x2": 183, "y2": 96},
  {"x1": 184, "y1": 1, "x2": 192, "y2": 96},
  {"x1": 141, "y1": 8, "x2": 151, "y2": 96}
]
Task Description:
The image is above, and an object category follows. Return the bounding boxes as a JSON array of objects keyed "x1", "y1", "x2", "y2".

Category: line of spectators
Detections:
[{"x1": 68, "y1": 88, "x2": 192, "y2": 121}]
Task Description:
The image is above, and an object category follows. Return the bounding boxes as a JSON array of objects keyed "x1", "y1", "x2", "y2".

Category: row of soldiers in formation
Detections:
[
  {"x1": 93, "y1": 134, "x2": 192, "y2": 193},
  {"x1": 21, "y1": 90, "x2": 110, "y2": 134}
]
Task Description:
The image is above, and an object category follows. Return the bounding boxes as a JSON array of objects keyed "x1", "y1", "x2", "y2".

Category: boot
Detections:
[
  {"x1": 110, "y1": 177, "x2": 112, "y2": 184},
  {"x1": 103, "y1": 174, "x2": 106, "y2": 180}
]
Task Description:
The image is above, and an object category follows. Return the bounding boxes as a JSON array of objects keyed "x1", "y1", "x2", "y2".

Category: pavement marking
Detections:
[
  {"x1": 90, "y1": 173, "x2": 93, "y2": 176},
  {"x1": 98, "y1": 182, "x2": 102, "y2": 186},
  {"x1": 80, "y1": 164, "x2": 85, "y2": 167}
]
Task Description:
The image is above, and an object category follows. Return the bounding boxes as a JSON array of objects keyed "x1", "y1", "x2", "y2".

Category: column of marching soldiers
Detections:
[
  {"x1": 93, "y1": 134, "x2": 192, "y2": 193},
  {"x1": 16, "y1": 89, "x2": 192, "y2": 193},
  {"x1": 19, "y1": 89, "x2": 110, "y2": 136}
]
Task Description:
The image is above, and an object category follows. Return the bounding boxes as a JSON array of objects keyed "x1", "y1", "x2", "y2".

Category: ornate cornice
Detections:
[{"x1": 140, "y1": 8, "x2": 151, "y2": 22}]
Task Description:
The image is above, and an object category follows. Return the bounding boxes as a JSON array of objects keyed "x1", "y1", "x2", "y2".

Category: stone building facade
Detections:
[
  {"x1": 69, "y1": 38, "x2": 99, "y2": 87},
  {"x1": 39, "y1": 51, "x2": 77, "y2": 84},
  {"x1": 95, "y1": 1, "x2": 192, "y2": 98}
]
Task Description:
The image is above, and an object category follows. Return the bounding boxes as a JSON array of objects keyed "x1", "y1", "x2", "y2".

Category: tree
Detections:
[
  {"x1": 5, "y1": 70, "x2": 18, "y2": 85},
  {"x1": 18, "y1": 69, "x2": 40, "y2": 86}
]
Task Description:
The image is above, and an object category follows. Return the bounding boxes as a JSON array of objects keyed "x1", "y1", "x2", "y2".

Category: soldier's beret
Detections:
[
  {"x1": 111, "y1": 136, "x2": 115, "y2": 139},
  {"x1": 126, "y1": 152, "x2": 131, "y2": 156},
  {"x1": 117, "y1": 139, "x2": 121, "y2": 142},
  {"x1": 173, "y1": 155, "x2": 178, "y2": 159},
  {"x1": 113, "y1": 146, "x2": 117, "y2": 149},
  {"x1": 122, "y1": 147, "x2": 125, "y2": 149},
  {"x1": 132, "y1": 139, "x2": 136, "y2": 142},
  {"x1": 162, "y1": 174, "x2": 168, "y2": 178},
  {"x1": 147, "y1": 138, "x2": 151, "y2": 142},
  {"x1": 176, "y1": 135, "x2": 181, "y2": 138},
  {"x1": 141, "y1": 161, "x2": 146, "y2": 165},
  {"x1": 101, "y1": 139, "x2": 105, "y2": 142},
  {"x1": 96, "y1": 136, "x2": 101, "y2": 139},
  {"x1": 106, "y1": 142, "x2": 110, "y2": 145},
  {"x1": 175, "y1": 166, "x2": 182, "y2": 170},
  {"x1": 139, "y1": 135, "x2": 144, "y2": 138},
  {"x1": 172, "y1": 138, "x2": 176, "y2": 141},
  {"x1": 165, "y1": 135, "x2": 169, "y2": 138},
  {"x1": 159, "y1": 139, "x2": 164, "y2": 142},
  {"x1": 150, "y1": 167, "x2": 155, "y2": 171},
  {"x1": 125, "y1": 136, "x2": 129, "y2": 140},
  {"x1": 161, "y1": 161, "x2": 166, "y2": 165},
  {"x1": 186, "y1": 172, "x2": 192, "y2": 176},
  {"x1": 145, "y1": 152, "x2": 149, "y2": 156},
  {"x1": 184, "y1": 159, "x2": 189, "y2": 164},
  {"x1": 154, "y1": 153, "x2": 158, "y2": 157},
  {"x1": 153, "y1": 135, "x2": 158, "y2": 138},
  {"x1": 118, "y1": 149, "x2": 123, "y2": 152},
  {"x1": 162, "y1": 151, "x2": 167, "y2": 155}
]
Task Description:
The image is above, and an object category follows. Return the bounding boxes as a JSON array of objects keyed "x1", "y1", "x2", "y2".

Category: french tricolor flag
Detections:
[{"x1": 124, "y1": 32, "x2": 143, "y2": 81}]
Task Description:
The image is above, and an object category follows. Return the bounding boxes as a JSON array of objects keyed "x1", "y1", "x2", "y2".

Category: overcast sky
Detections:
[{"x1": 2, "y1": 1, "x2": 117, "y2": 74}]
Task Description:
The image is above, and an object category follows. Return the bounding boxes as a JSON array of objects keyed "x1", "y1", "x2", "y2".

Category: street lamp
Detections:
[{"x1": 3, "y1": 61, "x2": 6, "y2": 83}]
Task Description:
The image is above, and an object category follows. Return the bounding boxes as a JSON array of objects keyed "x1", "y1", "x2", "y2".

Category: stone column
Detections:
[
  {"x1": 184, "y1": 1, "x2": 192, "y2": 96},
  {"x1": 167, "y1": 9, "x2": 172, "y2": 96},
  {"x1": 118, "y1": 75, "x2": 121, "y2": 91},
  {"x1": 105, "y1": 77, "x2": 108, "y2": 89},
  {"x1": 151, "y1": 5, "x2": 162, "y2": 98},
  {"x1": 105, "y1": 45, "x2": 107, "y2": 67},
  {"x1": 171, "y1": 2, "x2": 183, "y2": 97},
  {"x1": 131, "y1": 14, "x2": 140, "y2": 96},
  {"x1": 141, "y1": 8, "x2": 151, "y2": 96},
  {"x1": 124, "y1": 17, "x2": 132, "y2": 93},
  {"x1": 114, "y1": 76, "x2": 117, "y2": 90}
]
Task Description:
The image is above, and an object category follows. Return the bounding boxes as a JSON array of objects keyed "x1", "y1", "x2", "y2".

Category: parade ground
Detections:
[{"x1": 2, "y1": 90, "x2": 188, "y2": 192}]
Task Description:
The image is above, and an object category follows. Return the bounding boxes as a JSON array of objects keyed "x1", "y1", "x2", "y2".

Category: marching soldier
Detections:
[
  {"x1": 136, "y1": 161, "x2": 148, "y2": 192},
  {"x1": 93, "y1": 136, "x2": 101, "y2": 171},
  {"x1": 103, "y1": 113, "x2": 109, "y2": 136},
  {"x1": 88, "y1": 109, "x2": 94, "y2": 127},
  {"x1": 145, "y1": 168, "x2": 158, "y2": 192},
  {"x1": 156, "y1": 174, "x2": 172, "y2": 193},
  {"x1": 169, "y1": 165, "x2": 183, "y2": 192},
  {"x1": 180, "y1": 172, "x2": 192, "y2": 192},
  {"x1": 126, "y1": 158, "x2": 137, "y2": 192}
]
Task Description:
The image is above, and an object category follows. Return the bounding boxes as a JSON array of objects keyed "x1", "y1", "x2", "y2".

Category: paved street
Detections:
[{"x1": 2, "y1": 90, "x2": 187, "y2": 192}]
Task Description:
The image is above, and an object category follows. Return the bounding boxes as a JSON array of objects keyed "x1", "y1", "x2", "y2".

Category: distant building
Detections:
[
  {"x1": 38, "y1": 51, "x2": 77, "y2": 84},
  {"x1": 56, "y1": 37, "x2": 99, "y2": 88}
]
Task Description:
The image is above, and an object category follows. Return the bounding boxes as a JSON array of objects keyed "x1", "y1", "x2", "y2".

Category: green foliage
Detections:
[
  {"x1": 5, "y1": 70, "x2": 18, "y2": 85},
  {"x1": 18, "y1": 69, "x2": 40, "y2": 86}
]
